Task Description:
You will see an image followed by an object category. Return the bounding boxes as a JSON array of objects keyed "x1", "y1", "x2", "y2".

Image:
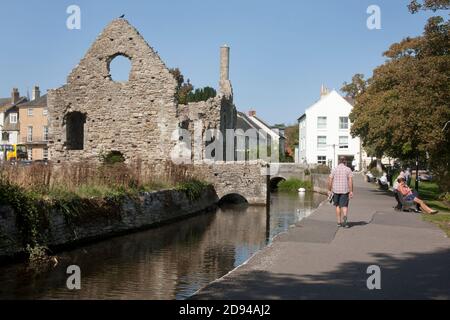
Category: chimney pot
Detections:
[
  {"x1": 32, "y1": 86, "x2": 41, "y2": 101},
  {"x1": 11, "y1": 88, "x2": 20, "y2": 105}
]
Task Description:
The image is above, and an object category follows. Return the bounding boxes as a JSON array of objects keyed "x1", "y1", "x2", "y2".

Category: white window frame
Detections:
[
  {"x1": 28, "y1": 108, "x2": 33, "y2": 117},
  {"x1": 317, "y1": 117, "x2": 327, "y2": 129},
  {"x1": 43, "y1": 108, "x2": 48, "y2": 116},
  {"x1": 9, "y1": 113, "x2": 17, "y2": 124},
  {"x1": 318, "y1": 156, "x2": 327, "y2": 165},
  {"x1": 317, "y1": 136, "x2": 327, "y2": 149},
  {"x1": 27, "y1": 147, "x2": 33, "y2": 161},
  {"x1": 27, "y1": 126, "x2": 33, "y2": 142},
  {"x1": 339, "y1": 136, "x2": 349, "y2": 149},
  {"x1": 339, "y1": 117, "x2": 349, "y2": 130}
]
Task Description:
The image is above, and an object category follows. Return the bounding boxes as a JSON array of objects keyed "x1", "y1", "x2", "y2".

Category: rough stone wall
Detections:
[
  {"x1": 48, "y1": 19, "x2": 179, "y2": 164},
  {"x1": 0, "y1": 187, "x2": 218, "y2": 260},
  {"x1": 192, "y1": 161, "x2": 268, "y2": 205},
  {"x1": 179, "y1": 95, "x2": 237, "y2": 161}
]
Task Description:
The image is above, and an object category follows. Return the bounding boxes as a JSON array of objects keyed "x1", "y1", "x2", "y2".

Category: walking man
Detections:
[{"x1": 328, "y1": 157, "x2": 354, "y2": 228}]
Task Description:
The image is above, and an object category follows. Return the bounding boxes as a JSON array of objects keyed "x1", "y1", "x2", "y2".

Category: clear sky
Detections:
[{"x1": 0, "y1": 0, "x2": 436, "y2": 125}]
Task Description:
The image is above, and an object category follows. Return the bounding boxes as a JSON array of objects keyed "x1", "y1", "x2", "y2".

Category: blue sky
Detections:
[{"x1": 0, "y1": 0, "x2": 436, "y2": 125}]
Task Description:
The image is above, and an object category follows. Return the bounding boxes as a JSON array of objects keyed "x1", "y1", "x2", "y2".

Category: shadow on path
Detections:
[{"x1": 194, "y1": 248, "x2": 450, "y2": 300}]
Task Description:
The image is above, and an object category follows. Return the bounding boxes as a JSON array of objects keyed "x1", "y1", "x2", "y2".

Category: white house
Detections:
[{"x1": 297, "y1": 86, "x2": 362, "y2": 170}]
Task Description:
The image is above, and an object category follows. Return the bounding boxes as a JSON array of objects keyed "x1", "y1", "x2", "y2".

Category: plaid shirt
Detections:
[{"x1": 330, "y1": 164, "x2": 353, "y2": 194}]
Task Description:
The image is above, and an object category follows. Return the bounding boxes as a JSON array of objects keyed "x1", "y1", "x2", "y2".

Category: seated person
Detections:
[
  {"x1": 397, "y1": 177, "x2": 438, "y2": 215},
  {"x1": 378, "y1": 173, "x2": 389, "y2": 189}
]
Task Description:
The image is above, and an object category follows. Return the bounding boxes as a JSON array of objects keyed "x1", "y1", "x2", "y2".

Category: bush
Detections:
[
  {"x1": 177, "y1": 180, "x2": 209, "y2": 201},
  {"x1": 278, "y1": 179, "x2": 313, "y2": 192},
  {"x1": 100, "y1": 151, "x2": 126, "y2": 165}
]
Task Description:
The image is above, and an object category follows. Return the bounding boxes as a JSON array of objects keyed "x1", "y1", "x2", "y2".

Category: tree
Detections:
[
  {"x1": 187, "y1": 87, "x2": 217, "y2": 103},
  {"x1": 169, "y1": 68, "x2": 193, "y2": 105},
  {"x1": 169, "y1": 68, "x2": 217, "y2": 104},
  {"x1": 408, "y1": 0, "x2": 450, "y2": 13},
  {"x1": 341, "y1": 74, "x2": 367, "y2": 99},
  {"x1": 284, "y1": 124, "x2": 299, "y2": 161},
  {"x1": 347, "y1": 12, "x2": 450, "y2": 191}
]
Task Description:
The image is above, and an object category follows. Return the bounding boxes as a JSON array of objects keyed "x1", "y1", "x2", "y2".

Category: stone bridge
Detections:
[
  {"x1": 268, "y1": 163, "x2": 309, "y2": 190},
  {"x1": 193, "y1": 161, "x2": 269, "y2": 205},
  {"x1": 193, "y1": 162, "x2": 316, "y2": 205}
]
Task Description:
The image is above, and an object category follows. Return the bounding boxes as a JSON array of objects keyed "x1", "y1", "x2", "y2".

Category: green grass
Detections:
[
  {"x1": 418, "y1": 182, "x2": 450, "y2": 213},
  {"x1": 423, "y1": 213, "x2": 450, "y2": 237},
  {"x1": 278, "y1": 179, "x2": 313, "y2": 193}
]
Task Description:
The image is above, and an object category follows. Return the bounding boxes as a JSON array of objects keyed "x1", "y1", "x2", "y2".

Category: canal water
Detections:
[{"x1": 0, "y1": 192, "x2": 326, "y2": 300}]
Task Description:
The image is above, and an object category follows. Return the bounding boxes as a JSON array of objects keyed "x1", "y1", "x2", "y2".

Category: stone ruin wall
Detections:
[{"x1": 48, "y1": 19, "x2": 236, "y2": 166}]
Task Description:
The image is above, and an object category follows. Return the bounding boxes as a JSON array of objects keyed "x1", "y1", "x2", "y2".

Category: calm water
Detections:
[{"x1": 0, "y1": 192, "x2": 326, "y2": 300}]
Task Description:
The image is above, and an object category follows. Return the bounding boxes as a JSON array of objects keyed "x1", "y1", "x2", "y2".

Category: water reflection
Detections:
[{"x1": 0, "y1": 192, "x2": 325, "y2": 300}]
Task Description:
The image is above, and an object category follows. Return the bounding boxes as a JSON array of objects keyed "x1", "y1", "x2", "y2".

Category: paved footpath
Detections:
[{"x1": 194, "y1": 174, "x2": 450, "y2": 300}]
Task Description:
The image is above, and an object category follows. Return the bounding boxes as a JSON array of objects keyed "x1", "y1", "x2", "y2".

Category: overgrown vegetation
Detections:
[
  {"x1": 177, "y1": 180, "x2": 209, "y2": 201},
  {"x1": 278, "y1": 179, "x2": 313, "y2": 193},
  {"x1": 0, "y1": 161, "x2": 210, "y2": 261},
  {"x1": 169, "y1": 68, "x2": 217, "y2": 104}
]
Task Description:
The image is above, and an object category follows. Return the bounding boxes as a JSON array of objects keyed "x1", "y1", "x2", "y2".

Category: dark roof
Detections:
[
  {"x1": 298, "y1": 113, "x2": 306, "y2": 121},
  {"x1": 20, "y1": 94, "x2": 47, "y2": 107},
  {"x1": 237, "y1": 112, "x2": 265, "y2": 132},
  {"x1": 237, "y1": 112, "x2": 285, "y2": 139},
  {"x1": 344, "y1": 96, "x2": 356, "y2": 106},
  {"x1": 0, "y1": 97, "x2": 28, "y2": 113}
]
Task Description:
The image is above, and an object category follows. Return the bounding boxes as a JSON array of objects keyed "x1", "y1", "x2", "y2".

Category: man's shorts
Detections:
[{"x1": 333, "y1": 193, "x2": 350, "y2": 208}]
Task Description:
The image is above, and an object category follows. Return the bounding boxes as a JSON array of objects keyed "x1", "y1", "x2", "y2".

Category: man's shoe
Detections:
[
  {"x1": 343, "y1": 216, "x2": 350, "y2": 228},
  {"x1": 337, "y1": 223, "x2": 342, "y2": 228}
]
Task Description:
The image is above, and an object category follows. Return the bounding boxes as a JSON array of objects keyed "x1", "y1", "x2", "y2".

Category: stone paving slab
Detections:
[{"x1": 276, "y1": 219, "x2": 338, "y2": 244}]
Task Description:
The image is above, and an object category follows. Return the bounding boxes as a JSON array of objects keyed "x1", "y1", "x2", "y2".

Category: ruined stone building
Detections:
[{"x1": 48, "y1": 19, "x2": 236, "y2": 165}]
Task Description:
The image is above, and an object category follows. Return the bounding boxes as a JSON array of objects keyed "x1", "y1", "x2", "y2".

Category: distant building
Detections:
[
  {"x1": 18, "y1": 86, "x2": 49, "y2": 161},
  {"x1": 297, "y1": 86, "x2": 362, "y2": 170},
  {"x1": 236, "y1": 111, "x2": 286, "y2": 162},
  {"x1": 0, "y1": 88, "x2": 28, "y2": 146}
]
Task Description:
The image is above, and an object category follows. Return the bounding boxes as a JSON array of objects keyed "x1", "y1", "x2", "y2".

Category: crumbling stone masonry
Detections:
[
  {"x1": 47, "y1": 19, "x2": 269, "y2": 204},
  {"x1": 48, "y1": 19, "x2": 236, "y2": 165}
]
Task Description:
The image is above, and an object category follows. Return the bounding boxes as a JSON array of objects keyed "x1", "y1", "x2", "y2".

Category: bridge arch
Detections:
[
  {"x1": 270, "y1": 176, "x2": 287, "y2": 191},
  {"x1": 218, "y1": 193, "x2": 248, "y2": 206}
]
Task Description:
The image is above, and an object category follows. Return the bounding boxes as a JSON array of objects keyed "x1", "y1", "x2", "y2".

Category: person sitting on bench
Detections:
[
  {"x1": 397, "y1": 177, "x2": 438, "y2": 215},
  {"x1": 378, "y1": 173, "x2": 389, "y2": 190}
]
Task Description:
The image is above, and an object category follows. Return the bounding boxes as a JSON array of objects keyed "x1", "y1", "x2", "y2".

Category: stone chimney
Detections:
[
  {"x1": 220, "y1": 45, "x2": 230, "y2": 82},
  {"x1": 219, "y1": 45, "x2": 233, "y2": 100},
  {"x1": 11, "y1": 88, "x2": 20, "y2": 105},
  {"x1": 248, "y1": 110, "x2": 256, "y2": 117},
  {"x1": 32, "y1": 86, "x2": 41, "y2": 101}
]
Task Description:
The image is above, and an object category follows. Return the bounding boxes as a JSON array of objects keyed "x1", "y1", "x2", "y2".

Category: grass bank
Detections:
[
  {"x1": 418, "y1": 182, "x2": 450, "y2": 237},
  {"x1": 423, "y1": 214, "x2": 450, "y2": 237},
  {"x1": 278, "y1": 178, "x2": 313, "y2": 193},
  {"x1": 418, "y1": 182, "x2": 450, "y2": 213}
]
